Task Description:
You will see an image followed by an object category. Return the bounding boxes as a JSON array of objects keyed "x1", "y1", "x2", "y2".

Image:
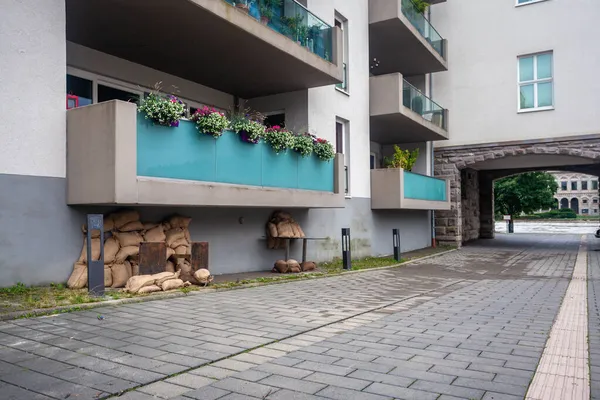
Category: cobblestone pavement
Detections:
[{"x1": 0, "y1": 234, "x2": 586, "y2": 399}]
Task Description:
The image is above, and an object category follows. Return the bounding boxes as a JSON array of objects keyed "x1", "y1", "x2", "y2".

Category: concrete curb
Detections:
[{"x1": 0, "y1": 248, "x2": 457, "y2": 321}]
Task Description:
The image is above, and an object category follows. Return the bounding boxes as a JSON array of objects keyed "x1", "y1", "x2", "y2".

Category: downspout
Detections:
[{"x1": 428, "y1": 6, "x2": 436, "y2": 247}]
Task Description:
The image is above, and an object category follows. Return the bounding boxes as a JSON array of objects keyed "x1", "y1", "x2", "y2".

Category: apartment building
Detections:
[
  {"x1": 0, "y1": 0, "x2": 450, "y2": 286},
  {"x1": 431, "y1": 0, "x2": 600, "y2": 244},
  {"x1": 552, "y1": 172, "x2": 600, "y2": 215}
]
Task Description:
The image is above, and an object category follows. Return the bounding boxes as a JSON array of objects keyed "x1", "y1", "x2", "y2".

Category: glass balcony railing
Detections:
[
  {"x1": 336, "y1": 63, "x2": 347, "y2": 91},
  {"x1": 402, "y1": 80, "x2": 446, "y2": 130},
  {"x1": 400, "y1": 0, "x2": 444, "y2": 58},
  {"x1": 223, "y1": 0, "x2": 333, "y2": 62},
  {"x1": 404, "y1": 171, "x2": 447, "y2": 202}
]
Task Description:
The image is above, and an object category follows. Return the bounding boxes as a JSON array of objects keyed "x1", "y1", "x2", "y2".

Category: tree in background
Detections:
[{"x1": 494, "y1": 172, "x2": 558, "y2": 217}]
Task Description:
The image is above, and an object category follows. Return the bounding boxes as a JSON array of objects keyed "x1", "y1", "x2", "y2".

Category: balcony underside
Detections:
[
  {"x1": 66, "y1": 0, "x2": 342, "y2": 98},
  {"x1": 370, "y1": 113, "x2": 448, "y2": 144},
  {"x1": 369, "y1": 18, "x2": 447, "y2": 76}
]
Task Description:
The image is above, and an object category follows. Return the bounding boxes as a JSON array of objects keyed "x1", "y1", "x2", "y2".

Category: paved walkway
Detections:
[{"x1": 0, "y1": 234, "x2": 594, "y2": 399}]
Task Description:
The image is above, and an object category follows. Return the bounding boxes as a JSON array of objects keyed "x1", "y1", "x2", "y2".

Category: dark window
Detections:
[
  {"x1": 594, "y1": 199, "x2": 598, "y2": 204},
  {"x1": 264, "y1": 113, "x2": 285, "y2": 128},
  {"x1": 561, "y1": 181, "x2": 567, "y2": 191},
  {"x1": 593, "y1": 181, "x2": 599, "y2": 190},
  {"x1": 571, "y1": 181, "x2": 578, "y2": 190},
  {"x1": 582, "y1": 181, "x2": 588, "y2": 190},
  {"x1": 66, "y1": 74, "x2": 93, "y2": 108},
  {"x1": 370, "y1": 154, "x2": 375, "y2": 170},
  {"x1": 582, "y1": 209, "x2": 589, "y2": 214},
  {"x1": 583, "y1": 199, "x2": 588, "y2": 204},
  {"x1": 336, "y1": 122, "x2": 344, "y2": 153},
  {"x1": 98, "y1": 84, "x2": 139, "y2": 104}
]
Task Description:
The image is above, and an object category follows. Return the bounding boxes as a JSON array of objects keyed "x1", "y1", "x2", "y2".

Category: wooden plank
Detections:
[
  {"x1": 191, "y1": 242, "x2": 209, "y2": 271},
  {"x1": 139, "y1": 242, "x2": 167, "y2": 275}
]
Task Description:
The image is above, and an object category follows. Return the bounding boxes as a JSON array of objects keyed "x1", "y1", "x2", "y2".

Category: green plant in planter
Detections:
[
  {"x1": 314, "y1": 138, "x2": 335, "y2": 161},
  {"x1": 190, "y1": 106, "x2": 229, "y2": 138},
  {"x1": 412, "y1": 0, "x2": 430, "y2": 14},
  {"x1": 264, "y1": 126, "x2": 294, "y2": 153},
  {"x1": 138, "y1": 83, "x2": 185, "y2": 127},
  {"x1": 292, "y1": 133, "x2": 314, "y2": 157},
  {"x1": 228, "y1": 107, "x2": 266, "y2": 144},
  {"x1": 282, "y1": 14, "x2": 304, "y2": 42},
  {"x1": 258, "y1": 0, "x2": 281, "y2": 23},
  {"x1": 384, "y1": 145, "x2": 419, "y2": 171}
]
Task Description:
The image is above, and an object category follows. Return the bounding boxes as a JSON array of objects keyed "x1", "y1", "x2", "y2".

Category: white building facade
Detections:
[
  {"x1": 552, "y1": 172, "x2": 600, "y2": 215},
  {"x1": 0, "y1": 0, "x2": 450, "y2": 286}
]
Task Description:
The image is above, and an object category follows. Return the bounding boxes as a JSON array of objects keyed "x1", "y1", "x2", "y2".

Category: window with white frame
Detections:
[
  {"x1": 334, "y1": 13, "x2": 349, "y2": 93},
  {"x1": 518, "y1": 52, "x2": 553, "y2": 111},
  {"x1": 336, "y1": 119, "x2": 350, "y2": 195}
]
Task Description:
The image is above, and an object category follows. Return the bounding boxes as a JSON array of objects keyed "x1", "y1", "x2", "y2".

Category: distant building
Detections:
[{"x1": 552, "y1": 172, "x2": 599, "y2": 215}]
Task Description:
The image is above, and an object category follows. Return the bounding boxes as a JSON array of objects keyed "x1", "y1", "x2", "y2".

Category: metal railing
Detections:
[
  {"x1": 402, "y1": 80, "x2": 446, "y2": 130},
  {"x1": 400, "y1": 0, "x2": 444, "y2": 58}
]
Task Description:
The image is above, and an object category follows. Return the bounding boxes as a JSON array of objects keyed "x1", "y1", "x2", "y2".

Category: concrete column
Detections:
[
  {"x1": 479, "y1": 172, "x2": 495, "y2": 239},
  {"x1": 434, "y1": 162, "x2": 462, "y2": 247}
]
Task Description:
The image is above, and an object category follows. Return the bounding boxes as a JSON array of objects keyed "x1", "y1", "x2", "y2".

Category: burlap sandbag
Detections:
[
  {"x1": 124, "y1": 260, "x2": 133, "y2": 277},
  {"x1": 143, "y1": 222, "x2": 159, "y2": 230},
  {"x1": 296, "y1": 224, "x2": 305, "y2": 238},
  {"x1": 67, "y1": 262, "x2": 87, "y2": 289},
  {"x1": 81, "y1": 224, "x2": 101, "y2": 239},
  {"x1": 175, "y1": 245, "x2": 189, "y2": 265},
  {"x1": 165, "y1": 228, "x2": 185, "y2": 247},
  {"x1": 273, "y1": 260, "x2": 289, "y2": 273},
  {"x1": 153, "y1": 271, "x2": 180, "y2": 286},
  {"x1": 289, "y1": 266, "x2": 301, "y2": 273},
  {"x1": 78, "y1": 238, "x2": 101, "y2": 263},
  {"x1": 138, "y1": 285, "x2": 162, "y2": 294},
  {"x1": 131, "y1": 261, "x2": 140, "y2": 276},
  {"x1": 184, "y1": 229, "x2": 191, "y2": 243},
  {"x1": 194, "y1": 269, "x2": 213, "y2": 285},
  {"x1": 277, "y1": 222, "x2": 294, "y2": 238},
  {"x1": 301, "y1": 261, "x2": 316, "y2": 272},
  {"x1": 113, "y1": 232, "x2": 143, "y2": 248},
  {"x1": 115, "y1": 246, "x2": 139, "y2": 263},
  {"x1": 111, "y1": 263, "x2": 131, "y2": 288},
  {"x1": 119, "y1": 221, "x2": 144, "y2": 232},
  {"x1": 169, "y1": 215, "x2": 192, "y2": 229},
  {"x1": 104, "y1": 266, "x2": 113, "y2": 287},
  {"x1": 165, "y1": 261, "x2": 175, "y2": 273},
  {"x1": 144, "y1": 225, "x2": 166, "y2": 243},
  {"x1": 178, "y1": 262, "x2": 198, "y2": 284},
  {"x1": 267, "y1": 223, "x2": 278, "y2": 238},
  {"x1": 287, "y1": 259, "x2": 301, "y2": 271},
  {"x1": 290, "y1": 223, "x2": 300, "y2": 238},
  {"x1": 112, "y1": 210, "x2": 140, "y2": 229},
  {"x1": 104, "y1": 216, "x2": 115, "y2": 232},
  {"x1": 125, "y1": 275, "x2": 155, "y2": 293},
  {"x1": 274, "y1": 211, "x2": 292, "y2": 221},
  {"x1": 161, "y1": 279, "x2": 184, "y2": 291},
  {"x1": 104, "y1": 237, "x2": 120, "y2": 265},
  {"x1": 171, "y1": 238, "x2": 189, "y2": 249},
  {"x1": 166, "y1": 247, "x2": 175, "y2": 260}
]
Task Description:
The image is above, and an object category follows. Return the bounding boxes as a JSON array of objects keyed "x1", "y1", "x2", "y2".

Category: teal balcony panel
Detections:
[{"x1": 404, "y1": 171, "x2": 447, "y2": 201}]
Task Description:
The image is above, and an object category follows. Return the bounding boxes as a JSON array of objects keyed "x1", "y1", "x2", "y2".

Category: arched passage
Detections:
[
  {"x1": 560, "y1": 198, "x2": 569, "y2": 209},
  {"x1": 571, "y1": 198, "x2": 580, "y2": 214}
]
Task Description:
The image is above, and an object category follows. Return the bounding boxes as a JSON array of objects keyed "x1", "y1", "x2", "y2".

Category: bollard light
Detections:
[
  {"x1": 393, "y1": 229, "x2": 401, "y2": 262},
  {"x1": 87, "y1": 214, "x2": 105, "y2": 297},
  {"x1": 342, "y1": 228, "x2": 351, "y2": 270}
]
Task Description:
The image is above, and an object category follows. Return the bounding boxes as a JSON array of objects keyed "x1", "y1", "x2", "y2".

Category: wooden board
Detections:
[
  {"x1": 139, "y1": 242, "x2": 167, "y2": 275},
  {"x1": 191, "y1": 242, "x2": 209, "y2": 271}
]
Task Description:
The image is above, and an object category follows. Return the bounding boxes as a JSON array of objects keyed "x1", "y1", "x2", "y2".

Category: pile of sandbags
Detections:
[
  {"x1": 67, "y1": 211, "x2": 197, "y2": 290},
  {"x1": 272, "y1": 260, "x2": 317, "y2": 274},
  {"x1": 266, "y1": 211, "x2": 305, "y2": 250},
  {"x1": 124, "y1": 268, "x2": 212, "y2": 294}
]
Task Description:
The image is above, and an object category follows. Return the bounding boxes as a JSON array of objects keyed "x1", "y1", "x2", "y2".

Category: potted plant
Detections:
[
  {"x1": 228, "y1": 107, "x2": 266, "y2": 144},
  {"x1": 264, "y1": 125, "x2": 294, "y2": 153},
  {"x1": 137, "y1": 83, "x2": 185, "y2": 127},
  {"x1": 313, "y1": 137, "x2": 335, "y2": 161},
  {"x1": 384, "y1": 145, "x2": 419, "y2": 171},
  {"x1": 190, "y1": 106, "x2": 229, "y2": 138},
  {"x1": 258, "y1": 0, "x2": 281, "y2": 25},
  {"x1": 282, "y1": 14, "x2": 304, "y2": 44},
  {"x1": 235, "y1": 0, "x2": 252, "y2": 14},
  {"x1": 292, "y1": 132, "x2": 315, "y2": 157},
  {"x1": 412, "y1": 0, "x2": 430, "y2": 14}
]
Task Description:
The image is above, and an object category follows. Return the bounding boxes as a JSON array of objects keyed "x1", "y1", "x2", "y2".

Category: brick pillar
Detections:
[
  {"x1": 434, "y1": 162, "x2": 462, "y2": 247},
  {"x1": 461, "y1": 169, "x2": 480, "y2": 242},
  {"x1": 479, "y1": 172, "x2": 495, "y2": 239}
]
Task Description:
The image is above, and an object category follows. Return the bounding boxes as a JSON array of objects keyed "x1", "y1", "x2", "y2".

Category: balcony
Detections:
[
  {"x1": 371, "y1": 168, "x2": 450, "y2": 210},
  {"x1": 369, "y1": 0, "x2": 447, "y2": 76},
  {"x1": 65, "y1": 0, "x2": 342, "y2": 98},
  {"x1": 370, "y1": 73, "x2": 448, "y2": 144},
  {"x1": 67, "y1": 101, "x2": 345, "y2": 208}
]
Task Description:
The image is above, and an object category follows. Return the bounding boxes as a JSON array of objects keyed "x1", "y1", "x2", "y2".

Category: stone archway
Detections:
[
  {"x1": 560, "y1": 198, "x2": 569, "y2": 209},
  {"x1": 571, "y1": 198, "x2": 580, "y2": 214},
  {"x1": 434, "y1": 135, "x2": 600, "y2": 246}
]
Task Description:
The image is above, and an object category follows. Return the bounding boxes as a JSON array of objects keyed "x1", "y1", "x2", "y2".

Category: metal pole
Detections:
[
  {"x1": 393, "y1": 229, "x2": 401, "y2": 262},
  {"x1": 87, "y1": 214, "x2": 105, "y2": 297},
  {"x1": 342, "y1": 228, "x2": 351, "y2": 270}
]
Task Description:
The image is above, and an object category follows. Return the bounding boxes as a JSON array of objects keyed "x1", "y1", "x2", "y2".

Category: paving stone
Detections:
[
  {"x1": 305, "y1": 371, "x2": 371, "y2": 390},
  {"x1": 231, "y1": 369, "x2": 272, "y2": 382},
  {"x1": 453, "y1": 377, "x2": 528, "y2": 397},
  {"x1": 430, "y1": 365, "x2": 494, "y2": 380},
  {"x1": 103, "y1": 364, "x2": 165, "y2": 384},
  {"x1": 265, "y1": 388, "x2": 330, "y2": 400},
  {"x1": 137, "y1": 381, "x2": 191, "y2": 398},
  {"x1": 166, "y1": 373, "x2": 216, "y2": 389},
  {"x1": 255, "y1": 363, "x2": 313, "y2": 379},
  {"x1": 181, "y1": 385, "x2": 231, "y2": 400},
  {"x1": 316, "y1": 385, "x2": 392, "y2": 400},
  {"x1": 212, "y1": 377, "x2": 277, "y2": 398},
  {"x1": 410, "y1": 380, "x2": 486, "y2": 399},
  {"x1": 213, "y1": 359, "x2": 258, "y2": 372},
  {"x1": 259, "y1": 374, "x2": 327, "y2": 394},
  {"x1": 190, "y1": 365, "x2": 239, "y2": 379},
  {"x1": 293, "y1": 361, "x2": 355, "y2": 376},
  {"x1": 482, "y1": 392, "x2": 522, "y2": 400},
  {"x1": 364, "y1": 382, "x2": 439, "y2": 400}
]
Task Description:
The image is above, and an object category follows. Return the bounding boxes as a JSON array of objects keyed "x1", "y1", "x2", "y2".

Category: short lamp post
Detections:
[
  {"x1": 393, "y1": 229, "x2": 401, "y2": 262},
  {"x1": 86, "y1": 214, "x2": 105, "y2": 297},
  {"x1": 342, "y1": 228, "x2": 351, "y2": 270}
]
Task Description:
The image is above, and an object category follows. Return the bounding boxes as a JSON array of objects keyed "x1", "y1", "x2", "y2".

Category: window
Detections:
[
  {"x1": 594, "y1": 198, "x2": 598, "y2": 204},
  {"x1": 583, "y1": 199, "x2": 588, "y2": 204},
  {"x1": 595, "y1": 209, "x2": 599, "y2": 214},
  {"x1": 66, "y1": 75, "x2": 93, "y2": 109},
  {"x1": 571, "y1": 181, "x2": 578, "y2": 191},
  {"x1": 582, "y1": 181, "x2": 589, "y2": 190},
  {"x1": 518, "y1": 52, "x2": 553, "y2": 111},
  {"x1": 334, "y1": 13, "x2": 348, "y2": 93},
  {"x1": 593, "y1": 180, "x2": 599, "y2": 190},
  {"x1": 561, "y1": 181, "x2": 567, "y2": 191},
  {"x1": 336, "y1": 119, "x2": 350, "y2": 196},
  {"x1": 263, "y1": 113, "x2": 285, "y2": 128},
  {"x1": 583, "y1": 209, "x2": 589, "y2": 214},
  {"x1": 98, "y1": 83, "x2": 140, "y2": 105}
]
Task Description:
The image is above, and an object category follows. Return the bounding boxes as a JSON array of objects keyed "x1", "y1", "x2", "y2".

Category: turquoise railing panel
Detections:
[
  {"x1": 137, "y1": 116, "x2": 334, "y2": 192},
  {"x1": 404, "y1": 171, "x2": 447, "y2": 201},
  {"x1": 222, "y1": 0, "x2": 333, "y2": 62}
]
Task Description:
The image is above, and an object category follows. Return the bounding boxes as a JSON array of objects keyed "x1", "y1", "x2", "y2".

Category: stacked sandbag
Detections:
[
  {"x1": 194, "y1": 269, "x2": 213, "y2": 286},
  {"x1": 266, "y1": 211, "x2": 305, "y2": 250},
  {"x1": 67, "y1": 211, "x2": 195, "y2": 290},
  {"x1": 272, "y1": 259, "x2": 318, "y2": 274},
  {"x1": 125, "y1": 271, "x2": 184, "y2": 293}
]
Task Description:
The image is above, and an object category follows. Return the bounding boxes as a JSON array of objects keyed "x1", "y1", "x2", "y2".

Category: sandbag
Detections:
[
  {"x1": 81, "y1": 224, "x2": 101, "y2": 239},
  {"x1": 277, "y1": 222, "x2": 294, "y2": 238},
  {"x1": 290, "y1": 224, "x2": 301, "y2": 238},
  {"x1": 287, "y1": 259, "x2": 301, "y2": 271},
  {"x1": 119, "y1": 221, "x2": 144, "y2": 232},
  {"x1": 267, "y1": 222, "x2": 278, "y2": 238},
  {"x1": 165, "y1": 228, "x2": 186, "y2": 247},
  {"x1": 144, "y1": 225, "x2": 166, "y2": 243},
  {"x1": 184, "y1": 229, "x2": 191, "y2": 243},
  {"x1": 104, "y1": 266, "x2": 113, "y2": 287},
  {"x1": 153, "y1": 271, "x2": 180, "y2": 286},
  {"x1": 165, "y1": 261, "x2": 175, "y2": 273},
  {"x1": 104, "y1": 237, "x2": 120, "y2": 264},
  {"x1": 78, "y1": 238, "x2": 101, "y2": 263},
  {"x1": 131, "y1": 261, "x2": 140, "y2": 276},
  {"x1": 194, "y1": 269, "x2": 213, "y2": 286},
  {"x1": 125, "y1": 275, "x2": 155, "y2": 293},
  {"x1": 113, "y1": 232, "x2": 143, "y2": 248},
  {"x1": 112, "y1": 210, "x2": 140, "y2": 229},
  {"x1": 124, "y1": 260, "x2": 133, "y2": 277},
  {"x1": 143, "y1": 222, "x2": 159, "y2": 230},
  {"x1": 289, "y1": 266, "x2": 301, "y2": 273},
  {"x1": 161, "y1": 279, "x2": 184, "y2": 291},
  {"x1": 104, "y1": 216, "x2": 115, "y2": 232},
  {"x1": 301, "y1": 261, "x2": 316, "y2": 272},
  {"x1": 111, "y1": 263, "x2": 131, "y2": 288},
  {"x1": 169, "y1": 215, "x2": 192, "y2": 229},
  {"x1": 178, "y1": 262, "x2": 198, "y2": 284},
  {"x1": 115, "y1": 246, "x2": 139, "y2": 263},
  {"x1": 138, "y1": 285, "x2": 162, "y2": 294},
  {"x1": 171, "y1": 238, "x2": 189, "y2": 249},
  {"x1": 273, "y1": 260, "x2": 289, "y2": 274},
  {"x1": 296, "y1": 224, "x2": 305, "y2": 238},
  {"x1": 166, "y1": 247, "x2": 175, "y2": 260},
  {"x1": 67, "y1": 263, "x2": 87, "y2": 289}
]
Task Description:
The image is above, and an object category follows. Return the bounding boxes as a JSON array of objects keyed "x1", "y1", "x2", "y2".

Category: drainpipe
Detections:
[{"x1": 429, "y1": 4, "x2": 436, "y2": 247}]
